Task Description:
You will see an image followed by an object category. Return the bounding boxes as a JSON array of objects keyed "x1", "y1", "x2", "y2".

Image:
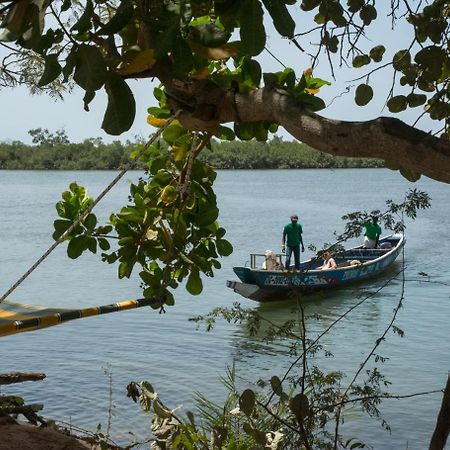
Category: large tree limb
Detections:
[
  {"x1": 429, "y1": 375, "x2": 450, "y2": 450},
  {"x1": 172, "y1": 85, "x2": 450, "y2": 184}
]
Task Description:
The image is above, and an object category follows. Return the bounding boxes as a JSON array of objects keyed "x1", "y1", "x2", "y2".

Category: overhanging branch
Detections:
[{"x1": 173, "y1": 85, "x2": 450, "y2": 184}]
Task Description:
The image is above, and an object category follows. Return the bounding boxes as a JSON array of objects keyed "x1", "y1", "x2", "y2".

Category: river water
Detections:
[{"x1": 0, "y1": 169, "x2": 449, "y2": 449}]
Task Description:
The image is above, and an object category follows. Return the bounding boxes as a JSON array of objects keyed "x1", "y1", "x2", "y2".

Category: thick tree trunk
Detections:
[
  {"x1": 429, "y1": 375, "x2": 450, "y2": 450},
  {"x1": 173, "y1": 85, "x2": 450, "y2": 184}
]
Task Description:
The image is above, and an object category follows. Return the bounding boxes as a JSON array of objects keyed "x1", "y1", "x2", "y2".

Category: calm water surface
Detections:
[{"x1": 0, "y1": 169, "x2": 449, "y2": 449}]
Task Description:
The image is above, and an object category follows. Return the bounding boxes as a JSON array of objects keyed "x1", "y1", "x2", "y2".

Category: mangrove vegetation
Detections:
[{"x1": 0, "y1": 130, "x2": 382, "y2": 171}]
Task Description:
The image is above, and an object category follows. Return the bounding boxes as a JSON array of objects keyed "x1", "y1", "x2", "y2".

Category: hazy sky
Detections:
[{"x1": 0, "y1": 3, "x2": 437, "y2": 144}]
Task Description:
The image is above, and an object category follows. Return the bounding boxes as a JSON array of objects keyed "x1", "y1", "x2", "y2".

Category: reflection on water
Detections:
[
  {"x1": 0, "y1": 169, "x2": 449, "y2": 449},
  {"x1": 229, "y1": 281, "x2": 385, "y2": 374}
]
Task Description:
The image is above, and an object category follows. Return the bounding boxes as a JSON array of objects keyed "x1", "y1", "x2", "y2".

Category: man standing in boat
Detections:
[
  {"x1": 282, "y1": 215, "x2": 305, "y2": 270},
  {"x1": 362, "y1": 214, "x2": 382, "y2": 248}
]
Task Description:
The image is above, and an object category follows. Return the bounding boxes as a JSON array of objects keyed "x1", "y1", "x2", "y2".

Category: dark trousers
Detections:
[{"x1": 286, "y1": 245, "x2": 300, "y2": 269}]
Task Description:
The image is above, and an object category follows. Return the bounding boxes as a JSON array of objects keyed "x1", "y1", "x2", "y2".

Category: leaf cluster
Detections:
[
  {"x1": 339, "y1": 188, "x2": 431, "y2": 241},
  {"x1": 53, "y1": 133, "x2": 233, "y2": 304}
]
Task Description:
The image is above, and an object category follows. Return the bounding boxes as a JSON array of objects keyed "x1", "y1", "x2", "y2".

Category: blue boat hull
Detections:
[{"x1": 228, "y1": 235, "x2": 404, "y2": 301}]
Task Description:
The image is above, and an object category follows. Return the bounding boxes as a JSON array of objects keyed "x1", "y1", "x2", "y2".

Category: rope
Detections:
[{"x1": 0, "y1": 114, "x2": 179, "y2": 303}]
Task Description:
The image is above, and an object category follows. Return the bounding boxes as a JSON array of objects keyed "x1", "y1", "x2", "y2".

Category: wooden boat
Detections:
[{"x1": 227, "y1": 234, "x2": 405, "y2": 302}]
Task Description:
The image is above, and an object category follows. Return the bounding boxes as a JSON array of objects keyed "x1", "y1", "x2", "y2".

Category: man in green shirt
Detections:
[
  {"x1": 282, "y1": 215, "x2": 305, "y2": 270},
  {"x1": 362, "y1": 215, "x2": 382, "y2": 248}
]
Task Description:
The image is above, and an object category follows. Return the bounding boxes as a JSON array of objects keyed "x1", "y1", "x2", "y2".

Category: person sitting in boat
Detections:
[
  {"x1": 362, "y1": 214, "x2": 382, "y2": 249},
  {"x1": 320, "y1": 251, "x2": 337, "y2": 270},
  {"x1": 262, "y1": 250, "x2": 283, "y2": 270}
]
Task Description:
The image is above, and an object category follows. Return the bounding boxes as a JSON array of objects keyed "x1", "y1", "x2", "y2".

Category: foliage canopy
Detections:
[{"x1": 1, "y1": 1, "x2": 449, "y2": 141}]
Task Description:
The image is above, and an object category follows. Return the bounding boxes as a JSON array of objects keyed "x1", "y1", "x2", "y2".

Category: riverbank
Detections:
[
  {"x1": 0, "y1": 136, "x2": 382, "y2": 170},
  {"x1": 0, "y1": 418, "x2": 120, "y2": 450}
]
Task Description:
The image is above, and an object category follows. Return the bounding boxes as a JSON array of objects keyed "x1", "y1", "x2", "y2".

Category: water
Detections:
[{"x1": 0, "y1": 169, "x2": 449, "y2": 449}]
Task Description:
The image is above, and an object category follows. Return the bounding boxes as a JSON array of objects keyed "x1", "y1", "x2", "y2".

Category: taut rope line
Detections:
[{"x1": 0, "y1": 114, "x2": 179, "y2": 304}]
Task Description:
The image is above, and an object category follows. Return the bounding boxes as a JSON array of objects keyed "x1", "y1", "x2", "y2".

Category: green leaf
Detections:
[
  {"x1": 262, "y1": 0, "x2": 295, "y2": 38},
  {"x1": 355, "y1": 84, "x2": 373, "y2": 106},
  {"x1": 53, "y1": 219, "x2": 72, "y2": 240},
  {"x1": 74, "y1": 44, "x2": 108, "y2": 91},
  {"x1": 406, "y1": 93, "x2": 427, "y2": 108},
  {"x1": 33, "y1": 29, "x2": 63, "y2": 55},
  {"x1": 415, "y1": 46, "x2": 446, "y2": 80},
  {"x1": 253, "y1": 122, "x2": 268, "y2": 141},
  {"x1": 102, "y1": 72, "x2": 136, "y2": 135},
  {"x1": 119, "y1": 260, "x2": 135, "y2": 278},
  {"x1": 305, "y1": 75, "x2": 331, "y2": 90},
  {"x1": 295, "y1": 93, "x2": 326, "y2": 111},
  {"x1": 239, "y1": 389, "x2": 255, "y2": 416},
  {"x1": 235, "y1": 122, "x2": 255, "y2": 140},
  {"x1": 61, "y1": 0, "x2": 72, "y2": 12},
  {"x1": 83, "y1": 89, "x2": 95, "y2": 112},
  {"x1": 160, "y1": 185, "x2": 178, "y2": 205},
  {"x1": 400, "y1": 167, "x2": 421, "y2": 182},
  {"x1": 300, "y1": 0, "x2": 320, "y2": 11},
  {"x1": 417, "y1": 76, "x2": 435, "y2": 92},
  {"x1": 369, "y1": 45, "x2": 385, "y2": 62},
  {"x1": 392, "y1": 49, "x2": 411, "y2": 71},
  {"x1": 190, "y1": 22, "x2": 231, "y2": 47},
  {"x1": 67, "y1": 235, "x2": 88, "y2": 259},
  {"x1": 84, "y1": 213, "x2": 97, "y2": 230},
  {"x1": 98, "y1": 238, "x2": 110, "y2": 251},
  {"x1": 62, "y1": 45, "x2": 78, "y2": 82},
  {"x1": 216, "y1": 227, "x2": 226, "y2": 239},
  {"x1": 359, "y1": 4, "x2": 377, "y2": 25},
  {"x1": 347, "y1": 0, "x2": 364, "y2": 13},
  {"x1": 216, "y1": 239, "x2": 233, "y2": 256},
  {"x1": 163, "y1": 122, "x2": 186, "y2": 144},
  {"x1": 97, "y1": 0, "x2": 134, "y2": 35},
  {"x1": 352, "y1": 54, "x2": 371, "y2": 68},
  {"x1": 197, "y1": 203, "x2": 219, "y2": 227},
  {"x1": 217, "y1": 126, "x2": 236, "y2": 141},
  {"x1": 387, "y1": 95, "x2": 407, "y2": 113},
  {"x1": 324, "y1": 34, "x2": 338, "y2": 52},
  {"x1": 270, "y1": 376, "x2": 283, "y2": 395},
  {"x1": 139, "y1": 270, "x2": 154, "y2": 286},
  {"x1": 165, "y1": 291, "x2": 175, "y2": 306},
  {"x1": 186, "y1": 269, "x2": 203, "y2": 295},
  {"x1": 70, "y1": 0, "x2": 94, "y2": 34},
  {"x1": 239, "y1": 0, "x2": 266, "y2": 56},
  {"x1": 87, "y1": 237, "x2": 97, "y2": 253},
  {"x1": 289, "y1": 393, "x2": 310, "y2": 421},
  {"x1": 279, "y1": 67, "x2": 296, "y2": 90},
  {"x1": 38, "y1": 54, "x2": 62, "y2": 86},
  {"x1": 427, "y1": 100, "x2": 448, "y2": 120},
  {"x1": 242, "y1": 58, "x2": 262, "y2": 87}
]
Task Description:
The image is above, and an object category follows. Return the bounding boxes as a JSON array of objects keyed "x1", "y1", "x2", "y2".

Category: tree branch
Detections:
[
  {"x1": 173, "y1": 85, "x2": 450, "y2": 184},
  {"x1": 429, "y1": 375, "x2": 450, "y2": 450},
  {"x1": 0, "y1": 372, "x2": 46, "y2": 385}
]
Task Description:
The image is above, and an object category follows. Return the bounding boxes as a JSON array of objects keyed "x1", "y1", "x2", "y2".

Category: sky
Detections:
[{"x1": 0, "y1": 2, "x2": 438, "y2": 144}]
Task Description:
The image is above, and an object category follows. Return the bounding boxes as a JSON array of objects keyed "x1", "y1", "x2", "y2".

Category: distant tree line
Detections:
[{"x1": 0, "y1": 129, "x2": 383, "y2": 170}]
